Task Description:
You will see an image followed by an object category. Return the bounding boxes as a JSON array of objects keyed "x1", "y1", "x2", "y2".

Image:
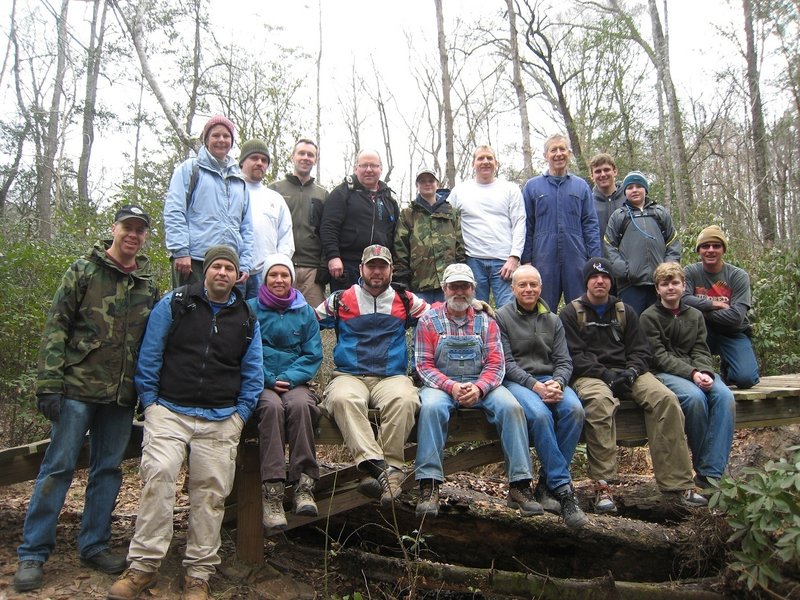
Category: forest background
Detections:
[{"x1": 0, "y1": 0, "x2": 798, "y2": 448}]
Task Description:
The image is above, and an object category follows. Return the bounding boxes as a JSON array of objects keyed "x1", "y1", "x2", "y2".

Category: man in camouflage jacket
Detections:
[
  {"x1": 393, "y1": 168, "x2": 466, "y2": 303},
  {"x1": 14, "y1": 206, "x2": 159, "y2": 593}
]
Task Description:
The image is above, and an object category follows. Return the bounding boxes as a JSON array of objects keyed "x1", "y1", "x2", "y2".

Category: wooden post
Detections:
[{"x1": 235, "y1": 439, "x2": 263, "y2": 565}]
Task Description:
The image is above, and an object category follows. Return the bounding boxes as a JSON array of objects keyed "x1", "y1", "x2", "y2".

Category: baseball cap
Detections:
[
  {"x1": 361, "y1": 244, "x2": 393, "y2": 265},
  {"x1": 442, "y1": 263, "x2": 476, "y2": 285},
  {"x1": 114, "y1": 205, "x2": 151, "y2": 228},
  {"x1": 415, "y1": 168, "x2": 439, "y2": 183}
]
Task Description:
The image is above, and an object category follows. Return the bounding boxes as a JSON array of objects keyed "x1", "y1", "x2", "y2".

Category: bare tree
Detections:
[
  {"x1": 742, "y1": 0, "x2": 776, "y2": 244},
  {"x1": 35, "y1": 0, "x2": 69, "y2": 240},
  {"x1": 77, "y1": 0, "x2": 109, "y2": 207},
  {"x1": 434, "y1": 0, "x2": 456, "y2": 187},
  {"x1": 505, "y1": 0, "x2": 534, "y2": 179}
]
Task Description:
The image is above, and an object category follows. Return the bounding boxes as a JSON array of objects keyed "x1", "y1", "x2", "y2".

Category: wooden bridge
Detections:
[{"x1": 2, "y1": 374, "x2": 800, "y2": 566}]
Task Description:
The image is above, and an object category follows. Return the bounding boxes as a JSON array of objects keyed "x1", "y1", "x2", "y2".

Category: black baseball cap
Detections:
[{"x1": 115, "y1": 205, "x2": 151, "y2": 228}]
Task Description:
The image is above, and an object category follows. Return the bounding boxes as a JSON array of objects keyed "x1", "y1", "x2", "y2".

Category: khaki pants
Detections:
[
  {"x1": 573, "y1": 373, "x2": 694, "y2": 491},
  {"x1": 321, "y1": 373, "x2": 419, "y2": 468},
  {"x1": 294, "y1": 266, "x2": 325, "y2": 309},
  {"x1": 127, "y1": 405, "x2": 243, "y2": 580}
]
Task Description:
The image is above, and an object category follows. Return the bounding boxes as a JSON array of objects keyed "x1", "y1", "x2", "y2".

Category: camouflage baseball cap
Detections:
[
  {"x1": 442, "y1": 263, "x2": 476, "y2": 285},
  {"x1": 361, "y1": 244, "x2": 392, "y2": 265}
]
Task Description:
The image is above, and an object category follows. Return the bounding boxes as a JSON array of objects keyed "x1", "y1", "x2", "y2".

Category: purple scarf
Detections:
[{"x1": 258, "y1": 284, "x2": 297, "y2": 311}]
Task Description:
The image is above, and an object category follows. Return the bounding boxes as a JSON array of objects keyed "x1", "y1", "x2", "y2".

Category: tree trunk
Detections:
[
  {"x1": 506, "y1": 0, "x2": 534, "y2": 180},
  {"x1": 35, "y1": 0, "x2": 69, "y2": 240},
  {"x1": 434, "y1": 0, "x2": 456, "y2": 187},
  {"x1": 77, "y1": 0, "x2": 109, "y2": 207},
  {"x1": 112, "y1": 0, "x2": 194, "y2": 151},
  {"x1": 182, "y1": 0, "x2": 202, "y2": 153},
  {"x1": 647, "y1": 0, "x2": 693, "y2": 214},
  {"x1": 742, "y1": 0, "x2": 777, "y2": 245},
  {"x1": 315, "y1": 0, "x2": 323, "y2": 179}
]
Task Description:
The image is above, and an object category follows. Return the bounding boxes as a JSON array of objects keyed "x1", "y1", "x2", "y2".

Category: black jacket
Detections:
[{"x1": 320, "y1": 175, "x2": 400, "y2": 263}]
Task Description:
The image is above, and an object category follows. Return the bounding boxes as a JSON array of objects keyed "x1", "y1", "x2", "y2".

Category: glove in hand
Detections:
[{"x1": 37, "y1": 393, "x2": 64, "y2": 422}]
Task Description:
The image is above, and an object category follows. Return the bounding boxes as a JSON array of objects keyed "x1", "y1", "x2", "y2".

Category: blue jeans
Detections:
[
  {"x1": 707, "y1": 330, "x2": 759, "y2": 389},
  {"x1": 466, "y1": 257, "x2": 513, "y2": 307},
  {"x1": 619, "y1": 285, "x2": 657, "y2": 315},
  {"x1": 656, "y1": 373, "x2": 735, "y2": 479},
  {"x1": 18, "y1": 398, "x2": 135, "y2": 562},
  {"x1": 415, "y1": 385, "x2": 532, "y2": 483},
  {"x1": 504, "y1": 380, "x2": 585, "y2": 490},
  {"x1": 244, "y1": 271, "x2": 263, "y2": 300},
  {"x1": 414, "y1": 289, "x2": 444, "y2": 304}
]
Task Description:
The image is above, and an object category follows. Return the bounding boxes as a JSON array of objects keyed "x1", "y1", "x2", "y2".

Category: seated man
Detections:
[
  {"x1": 316, "y1": 244, "x2": 428, "y2": 504},
  {"x1": 496, "y1": 265, "x2": 588, "y2": 528},
  {"x1": 414, "y1": 263, "x2": 542, "y2": 519},
  {"x1": 682, "y1": 225, "x2": 759, "y2": 389},
  {"x1": 640, "y1": 262, "x2": 735, "y2": 491},
  {"x1": 559, "y1": 257, "x2": 707, "y2": 513},
  {"x1": 248, "y1": 254, "x2": 324, "y2": 531}
]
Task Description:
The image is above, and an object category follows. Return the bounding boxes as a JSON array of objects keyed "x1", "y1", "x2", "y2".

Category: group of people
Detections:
[{"x1": 13, "y1": 114, "x2": 758, "y2": 600}]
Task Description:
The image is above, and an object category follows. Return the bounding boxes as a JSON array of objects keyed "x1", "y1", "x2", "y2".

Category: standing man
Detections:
[
  {"x1": 522, "y1": 134, "x2": 601, "y2": 310},
  {"x1": 239, "y1": 138, "x2": 295, "y2": 300},
  {"x1": 107, "y1": 246, "x2": 262, "y2": 600},
  {"x1": 414, "y1": 264, "x2": 542, "y2": 519},
  {"x1": 269, "y1": 138, "x2": 329, "y2": 308},
  {"x1": 163, "y1": 115, "x2": 253, "y2": 289},
  {"x1": 394, "y1": 168, "x2": 466, "y2": 303},
  {"x1": 682, "y1": 226, "x2": 760, "y2": 389},
  {"x1": 559, "y1": 258, "x2": 707, "y2": 513},
  {"x1": 641, "y1": 262, "x2": 735, "y2": 491},
  {"x1": 14, "y1": 206, "x2": 158, "y2": 593},
  {"x1": 495, "y1": 265, "x2": 588, "y2": 528},
  {"x1": 320, "y1": 150, "x2": 400, "y2": 291},
  {"x1": 604, "y1": 171, "x2": 681, "y2": 314},
  {"x1": 589, "y1": 153, "x2": 625, "y2": 237},
  {"x1": 316, "y1": 245, "x2": 428, "y2": 504},
  {"x1": 449, "y1": 146, "x2": 525, "y2": 307}
]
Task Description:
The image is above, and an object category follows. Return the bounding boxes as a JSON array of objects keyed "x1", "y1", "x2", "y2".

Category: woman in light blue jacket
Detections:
[{"x1": 163, "y1": 115, "x2": 254, "y2": 288}]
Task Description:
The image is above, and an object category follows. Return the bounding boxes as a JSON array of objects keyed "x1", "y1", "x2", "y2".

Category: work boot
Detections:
[
  {"x1": 506, "y1": 482, "x2": 544, "y2": 516},
  {"x1": 593, "y1": 480, "x2": 618, "y2": 514},
  {"x1": 533, "y1": 479, "x2": 561, "y2": 514},
  {"x1": 81, "y1": 549, "x2": 127, "y2": 574},
  {"x1": 13, "y1": 560, "x2": 43, "y2": 593},
  {"x1": 378, "y1": 466, "x2": 406, "y2": 505},
  {"x1": 107, "y1": 568, "x2": 158, "y2": 600},
  {"x1": 415, "y1": 479, "x2": 440, "y2": 518},
  {"x1": 262, "y1": 481, "x2": 288, "y2": 530},
  {"x1": 555, "y1": 485, "x2": 589, "y2": 528},
  {"x1": 357, "y1": 475, "x2": 382, "y2": 498},
  {"x1": 181, "y1": 575, "x2": 210, "y2": 600},
  {"x1": 293, "y1": 473, "x2": 318, "y2": 517}
]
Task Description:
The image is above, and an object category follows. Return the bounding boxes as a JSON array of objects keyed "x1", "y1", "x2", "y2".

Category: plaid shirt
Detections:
[{"x1": 413, "y1": 304, "x2": 505, "y2": 398}]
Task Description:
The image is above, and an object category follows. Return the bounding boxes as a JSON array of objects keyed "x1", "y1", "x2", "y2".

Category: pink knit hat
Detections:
[{"x1": 202, "y1": 115, "x2": 235, "y2": 144}]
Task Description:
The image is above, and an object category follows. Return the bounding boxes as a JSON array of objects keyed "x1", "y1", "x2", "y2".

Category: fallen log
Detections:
[{"x1": 333, "y1": 548, "x2": 726, "y2": 600}]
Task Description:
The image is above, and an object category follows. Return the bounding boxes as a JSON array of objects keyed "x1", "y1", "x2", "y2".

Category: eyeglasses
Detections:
[
  {"x1": 357, "y1": 163, "x2": 381, "y2": 170},
  {"x1": 699, "y1": 243, "x2": 723, "y2": 250}
]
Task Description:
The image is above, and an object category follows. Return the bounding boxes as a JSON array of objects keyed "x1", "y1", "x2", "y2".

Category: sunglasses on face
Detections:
[{"x1": 699, "y1": 243, "x2": 723, "y2": 250}]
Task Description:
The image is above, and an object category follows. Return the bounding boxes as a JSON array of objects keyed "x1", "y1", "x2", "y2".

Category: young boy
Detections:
[
  {"x1": 604, "y1": 171, "x2": 680, "y2": 314},
  {"x1": 640, "y1": 262, "x2": 735, "y2": 490}
]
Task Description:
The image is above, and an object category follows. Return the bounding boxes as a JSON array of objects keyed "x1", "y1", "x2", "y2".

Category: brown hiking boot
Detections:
[
  {"x1": 293, "y1": 473, "x2": 318, "y2": 517},
  {"x1": 107, "y1": 568, "x2": 158, "y2": 600},
  {"x1": 378, "y1": 467, "x2": 406, "y2": 505},
  {"x1": 262, "y1": 481, "x2": 287, "y2": 530},
  {"x1": 181, "y1": 576, "x2": 210, "y2": 600}
]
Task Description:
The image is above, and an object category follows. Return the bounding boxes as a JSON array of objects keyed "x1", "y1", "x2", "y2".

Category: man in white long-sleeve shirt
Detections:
[
  {"x1": 239, "y1": 139, "x2": 295, "y2": 299},
  {"x1": 449, "y1": 146, "x2": 525, "y2": 307}
]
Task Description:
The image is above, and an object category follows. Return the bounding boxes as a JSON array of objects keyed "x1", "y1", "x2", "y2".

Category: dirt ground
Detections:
[{"x1": 0, "y1": 425, "x2": 797, "y2": 600}]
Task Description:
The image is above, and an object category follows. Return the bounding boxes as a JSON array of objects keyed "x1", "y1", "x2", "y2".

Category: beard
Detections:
[{"x1": 446, "y1": 294, "x2": 473, "y2": 313}]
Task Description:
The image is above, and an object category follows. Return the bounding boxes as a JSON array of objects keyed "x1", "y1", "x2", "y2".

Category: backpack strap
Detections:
[
  {"x1": 331, "y1": 290, "x2": 345, "y2": 340},
  {"x1": 185, "y1": 160, "x2": 200, "y2": 210},
  {"x1": 390, "y1": 282, "x2": 414, "y2": 329},
  {"x1": 570, "y1": 298, "x2": 626, "y2": 331},
  {"x1": 169, "y1": 285, "x2": 194, "y2": 337}
]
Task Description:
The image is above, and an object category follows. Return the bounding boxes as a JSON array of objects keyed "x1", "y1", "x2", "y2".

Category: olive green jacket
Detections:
[{"x1": 36, "y1": 241, "x2": 159, "y2": 406}]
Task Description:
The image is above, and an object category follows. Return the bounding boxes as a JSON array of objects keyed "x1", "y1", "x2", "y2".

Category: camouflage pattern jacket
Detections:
[
  {"x1": 394, "y1": 192, "x2": 466, "y2": 293},
  {"x1": 36, "y1": 241, "x2": 159, "y2": 406}
]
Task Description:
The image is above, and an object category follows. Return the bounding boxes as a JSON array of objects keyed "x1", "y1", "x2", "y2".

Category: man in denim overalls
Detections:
[{"x1": 413, "y1": 263, "x2": 542, "y2": 518}]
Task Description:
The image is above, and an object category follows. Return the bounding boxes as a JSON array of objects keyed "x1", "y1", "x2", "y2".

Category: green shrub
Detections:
[{"x1": 709, "y1": 445, "x2": 800, "y2": 594}]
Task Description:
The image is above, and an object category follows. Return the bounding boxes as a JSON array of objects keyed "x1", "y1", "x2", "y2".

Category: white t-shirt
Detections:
[
  {"x1": 247, "y1": 181, "x2": 295, "y2": 273},
  {"x1": 450, "y1": 178, "x2": 526, "y2": 260}
]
